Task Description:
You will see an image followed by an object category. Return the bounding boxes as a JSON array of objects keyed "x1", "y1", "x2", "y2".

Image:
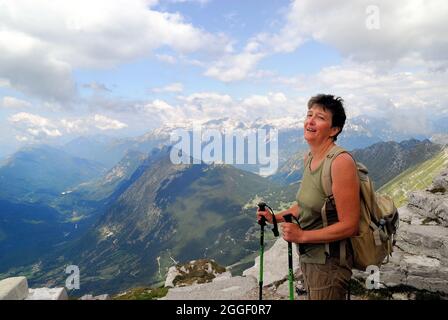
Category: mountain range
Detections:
[
  {"x1": 13, "y1": 147, "x2": 295, "y2": 294},
  {"x1": 0, "y1": 145, "x2": 106, "y2": 204},
  {"x1": 53, "y1": 114, "x2": 447, "y2": 176},
  {"x1": 351, "y1": 139, "x2": 443, "y2": 188},
  {"x1": 379, "y1": 147, "x2": 448, "y2": 207},
  {"x1": 271, "y1": 139, "x2": 443, "y2": 188},
  {"x1": 1, "y1": 114, "x2": 448, "y2": 296}
]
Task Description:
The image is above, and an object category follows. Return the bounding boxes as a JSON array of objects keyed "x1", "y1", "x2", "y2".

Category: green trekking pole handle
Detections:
[
  {"x1": 283, "y1": 214, "x2": 294, "y2": 300},
  {"x1": 257, "y1": 203, "x2": 267, "y2": 300}
]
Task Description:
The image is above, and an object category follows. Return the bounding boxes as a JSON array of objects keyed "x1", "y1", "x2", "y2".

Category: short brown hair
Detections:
[{"x1": 307, "y1": 94, "x2": 346, "y2": 141}]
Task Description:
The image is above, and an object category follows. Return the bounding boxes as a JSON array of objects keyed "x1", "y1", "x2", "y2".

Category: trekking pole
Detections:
[
  {"x1": 257, "y1": 202, "x2": 279, "y2": 300},
  {"x1": 257, "y1": 202, "x2": 267, "y2": 300},
  {"x1": 283, "y1": 214, "x2": 294, "y2": 301}
]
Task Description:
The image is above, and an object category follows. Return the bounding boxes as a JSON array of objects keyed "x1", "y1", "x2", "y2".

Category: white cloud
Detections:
[
  {"x1": 60, "y1": 118, "x2": 89, "y2": 134},
  {"x1": 273, "y1": 61, "x2": 448, "y2": 134},
  {"x1": 141, "y1": 99, "x2": 179, "y2": 124},
  {"x1": 61, "y1": 114, "x2": 128, "y2": 133},
  {"x1": 93, "y1": 114, "x2": 128, "y2": 130},
  {"x1": 15, "y1": 135, "x2": 29, "y2": 142},
  {"x1": 0, "y1": 0, "x2": 231, "y2": 101},
  {"x1": 241, "y1": 92, "x2": 290, "y2": 119},
  {"x1": 202, "y1": 2, "x2": 305, "y2": 82},
  {"x1": 9, "y1": 112, "x2": 52, "y2": 127},
  {"x1": 204, "y1": 52, "x2": 265, "y2": 82},
  {"x1": 152, "y1": 82, "x2": 184, "y2": 93},
  {"x1": 7, "y1": 112, "x2": 128, "y2": 142},
  {"x1": 242, "y1": 95, "x2": 271, "y2": 108},
  {"x1": 139, "y1": 91, "x2": 299, "y2": 126},
  {"x1": 283, "y1": 0, "x2": 448, "y2": 67},
  {"x1": 1, "y1": 96, "x2": 32, "y2": 109},
  {"x1": 8, "y1": 112, "x2": 62, "y2": 140},
  {"x1": 177, "y1": 92, "x2": 234, "y2": 115},
  {"x1": 204, "y1": 0, "x2": 448, "y2": 82},
  {"x1": 0, "y1": 29, "x2": 76, "y2": 101}
]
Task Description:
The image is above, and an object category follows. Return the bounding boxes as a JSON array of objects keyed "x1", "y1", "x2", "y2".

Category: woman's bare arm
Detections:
[{"x1": 282, "y1": 153, "x2": 360, "y2": 243}]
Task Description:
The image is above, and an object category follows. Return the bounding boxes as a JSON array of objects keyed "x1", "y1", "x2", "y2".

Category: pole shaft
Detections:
[
  {"x1": 259, "y1": 226, "x2": 264, "y2": 300},
  {"x1": 288, "y1": 242, "x2": 294, "y2": 300},
  {"x1": 283, "y1": 214, "x2": 294, "y2": 300}
]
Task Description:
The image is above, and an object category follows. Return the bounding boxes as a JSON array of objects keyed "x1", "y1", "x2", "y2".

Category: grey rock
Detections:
[
  {"x1": 164, "y1": 259, "x2": 227, "y2": 288},
  {"x1": 397, "y1": 223, "x2": 448, "y2": 259},
  {"x1": 275, "y1": 281, "x2": 296, "y2": 299},
  {"x1": 408, "y1": 191, "x2": 448, "y2": 226},
  {"x1": 0, "y1": 277, "x2": 29, "y2": 300},
  {"x1": 243, "y1": 236, "x2": 301, "y2": 286},
  {"x1": 79, "y1": 294, "x2": 110, "y2": 300},
  {"x1": 392, "y1": 293, "x2": 409, "y2": 300},
  {"x1": 212, "y1": 271, "x2": 232, "y2": 282},
  {"x1": 162, "y1": 276, "x2": 257, "y2": 300},
  {"x1": 432, "y1": 168, "x2": 448, "y2": 192},
  {"x1": 164, "y1": 266, "x2": 180, "y2": 288},
  {"x1": 26, "y1": 287, "x2": 68, "y2": 300}
]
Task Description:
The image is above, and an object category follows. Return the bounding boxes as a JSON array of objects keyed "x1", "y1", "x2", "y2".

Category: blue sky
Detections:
[{"x1": 0, "y1": 0, "x2": 447, "y2": 157}]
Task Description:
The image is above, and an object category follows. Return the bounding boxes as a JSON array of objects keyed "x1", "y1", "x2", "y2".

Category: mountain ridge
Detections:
[
  {"x1": 0, "y1": 144, "x2": 107, "y2": 203},
  {"x1": 20, "y1": 147, "x2": 295, "y2": 294}
]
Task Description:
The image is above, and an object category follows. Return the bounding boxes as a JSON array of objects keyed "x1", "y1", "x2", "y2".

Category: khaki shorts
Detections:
[{"x1": 300, "y1": 247, "x2": 353, "y2": 300}]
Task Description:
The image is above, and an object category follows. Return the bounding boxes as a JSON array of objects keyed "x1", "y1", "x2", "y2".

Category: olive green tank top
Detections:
[{"x1": 296, "y1": 153, "x2": 339, "y2": 264}]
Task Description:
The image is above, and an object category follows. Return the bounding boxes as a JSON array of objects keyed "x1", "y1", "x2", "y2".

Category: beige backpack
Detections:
[{"x1": 319, "y1": 145, "x2": 399, "y2": 271}]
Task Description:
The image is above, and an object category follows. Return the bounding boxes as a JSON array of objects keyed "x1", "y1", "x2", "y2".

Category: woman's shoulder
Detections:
[{"x1": 331, "y1": 151, "x2": 357, "y2": 172}]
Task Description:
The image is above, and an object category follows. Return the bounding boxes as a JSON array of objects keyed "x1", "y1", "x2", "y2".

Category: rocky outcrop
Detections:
[
  {"x1": 0, "y1": 277, "x2": 29, "y2": 300},
  {"x1": 26, "y1": 288, "x2": 68, "y2": 300},
  {"x1": 162, "y1": 259, "x2": 255, "y2": 300},
  {"x1": 0, "y1": 276, "x2": 68, "y2": 300},
  {"x1": 433, "y1": 169, "x2": 448, "y2": 192},
  {"x1": 406, "y1": 192, "x2": 448, "y2": 227},
  {"x1": 243, "y1": 237, "x2": 301, "y2": 286},
  {"x1": 354, "y1": 168, "x2": 448, "y2": 297},
  {"x1": 164, "y1": 259, "x2": 227, "y2": 288},
  {"x1": 79, "y1": 294, "x2": 110, "y2": 300},
  {"x1": 162, "y1": 275, "x2": 257, "y2": 300},
  {"x1": 162, "y1": 236, "x2": 305, "y2": 300}
]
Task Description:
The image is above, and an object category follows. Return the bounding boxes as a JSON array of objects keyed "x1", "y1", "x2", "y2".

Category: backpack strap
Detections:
[
  {"x1": 304, "y1": 151, "x2": 312, "y2": 170},
  {"x1": 320, "y1": 145, "x2": 350, "y2": 267},
  {"x1": 321, "y1": 145, "x2": 347, "y2": 197},
  {"x1": 320, "y1": 201, "x2": 331, "y2": 258}
]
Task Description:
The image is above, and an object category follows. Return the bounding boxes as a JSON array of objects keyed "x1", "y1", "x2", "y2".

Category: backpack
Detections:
[{"x1": 318, "y1": 145, "x2": 399, "y2": 271}]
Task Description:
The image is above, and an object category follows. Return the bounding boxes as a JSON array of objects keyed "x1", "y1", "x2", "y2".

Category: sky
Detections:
[{"x1": 0, "y1": 0, "x2": 447, "y2": 156}]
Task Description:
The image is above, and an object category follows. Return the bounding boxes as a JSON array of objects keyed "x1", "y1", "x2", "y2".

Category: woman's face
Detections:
[{"x1": 304, "y1": 104, "x2": 339, "y2": 144}]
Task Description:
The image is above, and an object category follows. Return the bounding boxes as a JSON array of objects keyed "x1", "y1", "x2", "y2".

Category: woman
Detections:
[{"x1": 257, "y1": 94, "x2": 360, "y2": 300}]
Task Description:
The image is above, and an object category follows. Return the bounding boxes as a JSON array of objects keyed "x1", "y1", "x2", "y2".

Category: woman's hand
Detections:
[
  {"x1": 282, "y1": 222, "x2": 305, "y2": 243},
  {"x1": 256, "y1": 208, "x2": 273, "y2": 224}
]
